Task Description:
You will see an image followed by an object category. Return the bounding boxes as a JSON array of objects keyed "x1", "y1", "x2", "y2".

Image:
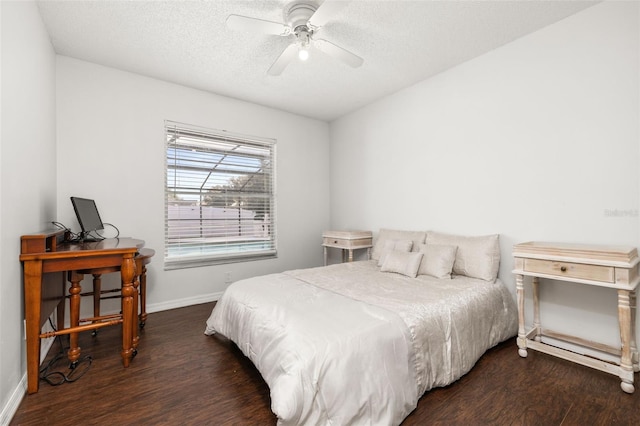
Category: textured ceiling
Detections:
[{"x1": 36, "y1": 0, "x2": 598, "y2": 122}]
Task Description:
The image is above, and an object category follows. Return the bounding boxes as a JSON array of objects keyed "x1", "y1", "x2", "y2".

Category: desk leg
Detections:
[
  {"x1": 67, "y1": 271, "x2": 83, "y2": 366},
  {"x1": 24, "y1": 260, "x2": 43, "y2": 394},
  {"x1": 120, "y1": 253, "x2": 136, "y2": 366},
  {"x1": 516, "y1": 274, "x2": 527, "y2": 358},
  {"x1": 630, "y1": 290, "x2": 639, "y2": 373},
  {"x1": 132, "y1": 269, "x2": 140, "y2": 350},
  {"x1": 139, "y1": 262, "x2": 148, "y2": 328},
  {"x1": 618, "y1": 289, "x2": 635, "y2": 393},
  {"x1": 92, "y1": 273, "x2": 102, "y2": 324}
]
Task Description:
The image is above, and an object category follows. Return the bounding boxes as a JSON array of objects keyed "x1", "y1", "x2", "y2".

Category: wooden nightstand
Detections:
[
  {"x1": 513, "y1": 241, "x2": 640, "y2": 393},
  {"x1": 322, "y1": 230, "x2": 372, "y2": 266}
]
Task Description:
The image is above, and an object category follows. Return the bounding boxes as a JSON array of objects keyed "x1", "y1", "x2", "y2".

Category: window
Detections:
[{"x1": 165, "y1": 121, "x2": 276, "y2": 269}]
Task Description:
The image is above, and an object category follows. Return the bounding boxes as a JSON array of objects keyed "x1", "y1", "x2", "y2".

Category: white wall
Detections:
[
  {"x1": 0, "y1": 1, "x2": 57, "y2": 422},
  {"x1": 55, "y1": 57, "x2": 331, "y2": 314},
  {"x1": 330, "y1": 1, "x2": 639, "y2": 349}
]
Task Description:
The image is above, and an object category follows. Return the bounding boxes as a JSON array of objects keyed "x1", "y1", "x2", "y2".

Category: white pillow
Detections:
[
  {"x1": 417, "y1": 244, "x2": 457, "y2": 279},
  {"x1": 426, "y1": 231, "x2": 500, "y2": 282},
  {"x1": 380, "y1": 251, "x2": 424, "y2": 278},
  {"x1": 371, "y1": 229, "x2": 426, "y2": 261},
  {"x1": 377, "y1": 239, "x2": 413, "y2": 266}
]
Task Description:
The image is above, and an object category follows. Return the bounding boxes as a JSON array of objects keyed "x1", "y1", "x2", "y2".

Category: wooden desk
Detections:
[
  {"x1": 513, "y1": 241, "x2": 640, "y2": 393},
  {"x1": 20, "y1": 230, "x2": 144, "y2": 394}
]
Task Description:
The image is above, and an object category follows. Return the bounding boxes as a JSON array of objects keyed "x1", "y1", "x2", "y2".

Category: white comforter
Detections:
[{"x1": 205, "y1": 261, "x2": 517, "y2": 425}]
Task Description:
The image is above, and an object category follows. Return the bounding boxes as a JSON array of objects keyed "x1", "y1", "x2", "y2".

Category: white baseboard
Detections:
[
  {"x1": 0, "y1": 336, "x2": 56, "y2": 426},
  {"x1": 0, "y1": 373, "x2": 26, "y2": 426},
  {"x1": 1, "y1": 293, "x2": 222, "y2": 425},
  {"x1": 146, "y1": 291, "x2": 223, "y2": 314}
]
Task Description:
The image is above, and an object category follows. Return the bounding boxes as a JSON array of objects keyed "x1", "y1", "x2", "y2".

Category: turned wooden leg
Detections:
[
  {"x1": 348, "y1": 249, "x2": 354, "y2": 262},
  {"x1": 618, "y1": 289, "x2": 635, "y2": 393},
  {"x1": 132, "y1": 272, "x2": 140, "y2": 350},
  {"x1": 532, "y1": 277, "x2": 541, "y2": 342},
  {"x1": 120, "y1": 253, "x2": 136, "y2": 367},
  {"x1": 67, "y1": 271, "x2": 84, "y2": 366},
  {"x1": 323, "y1": 246, "x2": 328, "y2": 266},
  {"x1": 516, "y1": 274, "x2": 527, "y2": 358},
  {"x1": 139, "y1": 262, "x2": 148, "y2": 328},
  {"x1": 630, "y1": 290, "x2": 639, "y2": 372},
  {"x1": 92, "y1": 273, "x2": 102, "y2": 325}
]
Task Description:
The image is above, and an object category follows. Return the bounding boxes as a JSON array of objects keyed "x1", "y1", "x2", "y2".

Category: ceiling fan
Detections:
[{"x1": 226, "y1": 1, "x2": 364, "y2": 76}]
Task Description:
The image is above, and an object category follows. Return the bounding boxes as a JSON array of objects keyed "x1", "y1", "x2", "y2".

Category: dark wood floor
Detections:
[{"x1": 10, "y1": 302, "x2": 640, "y2": 425}]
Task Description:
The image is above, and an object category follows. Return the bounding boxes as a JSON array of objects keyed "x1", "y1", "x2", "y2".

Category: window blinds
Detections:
[{"x1": 164, "y1": 121, "x2": 277, "y2": 269}]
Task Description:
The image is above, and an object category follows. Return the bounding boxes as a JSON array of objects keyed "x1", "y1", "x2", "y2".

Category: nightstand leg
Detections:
[
  {"x1": 516, "y1": 274, "x2": 527, "y2": 358},
  {"x1": 348, "y1": 249, "x2": 353, "y2": 262},
  {"x1": 323, "y1": 247, "x2": 328, "y2": 266},
  {"x1": 532, "y1": 277, "x2": 541, "y2": 342},
  {"x1": 618, "y1": 289, "x2": 635, "y2": 393},
  {"x1": 630, "y1": 290, "x2": 639, "y2": 372}
]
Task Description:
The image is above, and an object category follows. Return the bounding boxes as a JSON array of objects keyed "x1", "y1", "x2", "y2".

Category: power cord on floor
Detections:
[{"x1": 39, "y1": 318, "x2": 93, "y2": 386}]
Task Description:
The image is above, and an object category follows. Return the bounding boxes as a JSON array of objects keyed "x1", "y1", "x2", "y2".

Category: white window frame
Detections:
[{"x1": 164, "y1": 121, "x2": 277, "y2": 270}]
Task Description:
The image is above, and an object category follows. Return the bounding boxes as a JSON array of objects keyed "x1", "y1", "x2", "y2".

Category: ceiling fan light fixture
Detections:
[
  {"x1": 227, "y1": 1, "x2": 363, "y2": 75},
  {"x1": 298, "y1": 46, "x2": 310, "y2": 61},
  {"x1": 295, "y1": 27, "x2": 312, "y2": 62}
]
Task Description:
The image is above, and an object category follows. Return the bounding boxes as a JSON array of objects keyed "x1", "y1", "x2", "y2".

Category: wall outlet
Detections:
[{"x1": 224, "y1": 272, "x2": 232, "y2": 284}]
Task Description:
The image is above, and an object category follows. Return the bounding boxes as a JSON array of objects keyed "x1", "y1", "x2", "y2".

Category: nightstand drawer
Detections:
[
  {"x1": 523, "y1": 258, "x2": 614, "y2": 283},
  {"x1": 322, "y1": 236, "x2": 372, "y2": 249},
  {"x1": 322, "y1": 231, "x2": 372, "y2": 250}
]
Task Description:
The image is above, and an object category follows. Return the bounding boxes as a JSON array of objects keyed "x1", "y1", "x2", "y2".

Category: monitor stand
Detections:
[{"x1": 79, "y1": 232, "x2": 101, "y2": 243}]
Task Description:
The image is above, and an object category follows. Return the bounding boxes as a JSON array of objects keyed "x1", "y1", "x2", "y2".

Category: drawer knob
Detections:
[
  {"x1": 560, "y1": 266, "x2": 567, "y2": 272},
  {"x1": 333, "y1": 240, "x2": 338, "y2": 244}
]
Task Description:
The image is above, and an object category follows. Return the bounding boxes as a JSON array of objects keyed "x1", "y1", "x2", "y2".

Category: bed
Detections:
[{"x1": 205, "y1": 229, "x2": 518, "y2": 425}]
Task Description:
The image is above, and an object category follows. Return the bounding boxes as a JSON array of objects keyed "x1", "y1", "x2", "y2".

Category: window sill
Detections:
[{"x1": 163, "y1": 251, "x2": 277, "y2": 270}]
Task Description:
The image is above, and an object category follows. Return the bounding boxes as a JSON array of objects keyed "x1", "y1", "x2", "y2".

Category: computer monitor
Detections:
[{"x1": 70, "y1": 197, "x2": 104, "y2": 241}]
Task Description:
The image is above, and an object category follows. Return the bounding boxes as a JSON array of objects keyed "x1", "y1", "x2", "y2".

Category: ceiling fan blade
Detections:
[
  {"x1": 226, "y1": 14, "x2": 290, "y2": 36},
  {"x1": 267, "y1": 44, "x2": 298, "y2": 76},
  {"x1": 308, "y1": 0, "x2": 349, "y2": 28},
  {"x1": 315, "y1": 39, "x2": 363, "y2": 68}
]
